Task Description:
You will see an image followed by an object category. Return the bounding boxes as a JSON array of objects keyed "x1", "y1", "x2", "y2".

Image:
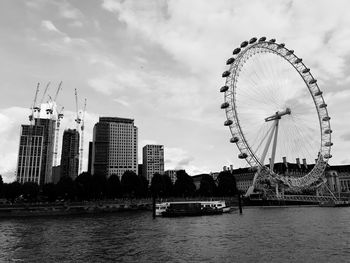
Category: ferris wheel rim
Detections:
[{"x1": 221, "y1": 37, "x2": 332, "y2": 190}]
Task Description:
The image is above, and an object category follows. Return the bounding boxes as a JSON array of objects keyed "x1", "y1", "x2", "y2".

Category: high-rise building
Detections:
[
  {"x1": 16, "y1": 118, "x2": 55, "y2": 185},
  {"x1": 92, "y1": 117, "x2": 138, "y2": 179},
  {"x1": 143, "y1": 145, "x2": 164, "y2": 182},
  {"x1": 60, "y1": 129, "x2": 79, "y2": 180}
]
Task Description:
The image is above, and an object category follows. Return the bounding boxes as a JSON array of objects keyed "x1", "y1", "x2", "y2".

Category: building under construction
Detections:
[
  {"x1": 60, "y1": 129, "x2": 79, "y2": 180},
  {"x1": 16, "y1": 82, "x2": 62, "y2": 185},
  {"x1": 17, "y1": 118, "x2": 55, "y2": 185}
]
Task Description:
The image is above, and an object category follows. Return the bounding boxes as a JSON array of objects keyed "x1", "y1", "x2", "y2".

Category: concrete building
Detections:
[
  {"x1": 142, "y1": 145, "x2": 164, "y2": 182},
  {"x1": 60, "y1": 129, "x2": 79, "y2": 180},
  {"x1": 91, "y1": 117, "x2": 138, "y2": 179},
  {"x1": 325, "y1": 165, "x2": 350, "y2": 198},
  {"x1": 16, "y1": 118, "x2": 55, "y2": 185},
  {"x1": 164, "y1": 169, "x2": 178, "y2": 184}
]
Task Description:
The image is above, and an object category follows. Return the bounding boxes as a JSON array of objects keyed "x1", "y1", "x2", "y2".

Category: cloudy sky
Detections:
[{"x1": 0, "y1": 0, "x2": 349, "y2": 182}]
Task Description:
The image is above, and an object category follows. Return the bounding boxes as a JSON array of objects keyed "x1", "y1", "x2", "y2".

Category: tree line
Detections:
[{"x1": 0, "y1": 170, "x2": 237, "y2": 203}]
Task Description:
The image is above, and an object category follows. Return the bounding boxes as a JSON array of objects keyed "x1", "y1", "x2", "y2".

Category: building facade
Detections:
[
  {"x1": 92, "y1": 117, "x2": 138, "y2": 179},
  {"x1": 142, "y1": 145, "x2": 164, "y2": 182},
  {"x1": 60, "y1": 129, "x2": 79, "y2": 180},
  {"x1": 16, "y1": 118, "x2": 55, "y2": 185}
]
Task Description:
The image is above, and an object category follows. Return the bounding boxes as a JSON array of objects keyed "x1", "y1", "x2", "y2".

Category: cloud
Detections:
[
  {"x1": 340, "y1": 133, "x2": 350, "y2": 141},
  {"x1": 41, "y1": 20, "x2": 60, "y2": 33},
  {"x1": 113, "y1": 98, "x2": 130, "y2": 107},
  {"x1": 0, "y1": 107, "x2": 29, "y2": 182}
]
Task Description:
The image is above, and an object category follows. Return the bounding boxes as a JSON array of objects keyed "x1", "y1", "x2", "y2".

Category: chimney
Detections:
[
  {"x1": 302, "y1": 158, "x2": 307, "y2": 169},
  {"x1": 315, "y1": 159, "x2": 318, "y2": 164},
  {"x1": 230, "y1": 164, "x2": 233, "y2": 172},
  {"x1": 296, "y1": 158, "x2": 301, "y2": 168}
]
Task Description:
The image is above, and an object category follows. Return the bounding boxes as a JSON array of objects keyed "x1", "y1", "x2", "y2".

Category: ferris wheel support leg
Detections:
[
  {"x1": 270, "y1": 119, "x2": 279, "y2": 172},
  {"x1": 260, "y1": 121, "x2": 277, "y2": 165}
]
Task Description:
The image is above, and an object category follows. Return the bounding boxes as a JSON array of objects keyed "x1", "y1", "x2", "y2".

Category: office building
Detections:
[
  {"x1": 143, "y1": 145, "x2": 164, "y2": 182},
  {"x1": 16, "y1": 118, "x2": 55, "y2": 185},
  {"x1": 60, "y1": 129, "x2": 79, "y2": 180},
  {"x1": 92, "y1": 117, "x2": 138, "y2": 178}
]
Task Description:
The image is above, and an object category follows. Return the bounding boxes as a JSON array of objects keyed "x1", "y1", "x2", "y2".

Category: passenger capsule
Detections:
[
  {"x1": 277, "y1": 43, "x2": 285, "y2": 49},
  {"x1": 259, "y1": 37, "x2": 266, "y2": 42},
  {"x1": 221, "y1": 102, "x2": 229, "y2": 109},
  {"x1": 325, "y1": 142, "x2": 333, "y2": 147},
  {"x1": 309, "y1": 79, "x2": 317, "y2": 85},
  {"x1": 230, "y1": 137, "x2": 239, "y2": 143},
  {"x1": 232, "y1": 48, "x2": 241, "y2": 55},
  {"x1": 269, "y1": 39, "x2": 276, "y2": 43},
  {"x1": 249, "y1": 37, "x2": 257, "y2": 44},
  {"x1": 324, "y1": 154, "x2": 332, "y2": 159},
  {"x1": 286, "y1": 50, "x2": 294, "y2": 56},
  {"x1": 294, "y1": 58, "x2": 302, "y2": 64},
  {"x1": 238, "y1": 153, "x2": 248, "y2": 159},
  {"x1": 220, "y1": 85, "x2": 229, "y2": 92},
  {"x1": 241, "y1": 41, "x2": 248, "y2": 48},
  {"x1": 314, "y1": 91, "x2": 323, "y2": 96},
  {"x1": 222, "y1": 71, "x2": 230, "y2": 77},
  {"x1": 319, "y1": 103, "x2": 327, "y2": 108},
  {"x1": 322, "y1": 116, "x2": 331, "y2": 121},
  {"x1": 324, "y1": 129, "x2": 332, "y2": 134},
  {"x1": 226, "y1": 57, "x2": 235, "y2": 65},
  {"x1": 224, "y1": 120, "x2": 233, "y2": 126},
  {"x1": 302, "y1": 68, "x2": 310, "y2": 74}
]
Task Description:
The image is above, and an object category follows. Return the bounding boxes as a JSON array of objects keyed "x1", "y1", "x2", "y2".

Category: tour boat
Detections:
[{"x1": 155, "y1": 201, "x2": 232, "y2": 217}]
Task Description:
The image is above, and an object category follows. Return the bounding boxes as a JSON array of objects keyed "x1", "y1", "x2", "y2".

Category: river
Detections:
[{"x1": 0, "y1": 207, "x2": 349, "y2": 262}]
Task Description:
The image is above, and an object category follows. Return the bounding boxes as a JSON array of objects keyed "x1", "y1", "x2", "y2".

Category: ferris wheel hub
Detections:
[{"x1": 265, "y1": 107, "x2": 291, "y2": 122}]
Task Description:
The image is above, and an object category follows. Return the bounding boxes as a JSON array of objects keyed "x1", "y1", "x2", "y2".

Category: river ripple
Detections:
[{"x1": 0, "y1": 207, "x2": 349, "y2": 262}]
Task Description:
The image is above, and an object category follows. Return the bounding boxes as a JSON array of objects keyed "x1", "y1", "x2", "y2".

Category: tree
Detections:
[
  {"x1": 56, "y1": 176, "x2": 76, "y2": 200},
  {"x1": 75, "y1": 172, "x2": 93, "y2": 200},
  {"x1": 199, "y1": 174, "x2": 217, "y2": 197},
  {"x1": 150, "y1": 173, "x2": 173, "y2": 197},
  {"x1": 0, "y1": 175, "x2": 3, "y2": 197},
  {"x1": 3, "y1": 182, "x2": 22, "y2": 202},
  {"x1": 150, "y1": 173, "x2": 164, "y2": 197},
  {"x1": 121, "y1": 171, "x2": 140, "y2": 197},
  {"x1": 106, "y1": 174, "x2": 121, "y2": 198},
  {"x1": 42, "y1": 183, "x2": 57, "y2": 202},
  {"x1": 163, "y1": 174, "x2": 173, "y2": 197},
  {"x1": 137, "y1": 175, "x2": 149, "y2": 198},
  {"x1": 173, "y1": 170, "x2": 195, "y2": 197},
  {"x1": 217, "y1": 170, "x2": 237, "y2": 196},
  {"x1": 91, "y1": 173, "x2": 108, "y2": 199},
  {"x1": 22, "y1": 182, "x2": 39, "y2": 201}
]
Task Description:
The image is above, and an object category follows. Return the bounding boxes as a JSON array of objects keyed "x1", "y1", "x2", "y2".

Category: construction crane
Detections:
[
  {"x1": 47, "y1": 81, "x2": 62, "y2": 116},
  {"x1": 53, "y1": 106, "x2": 64, "y2": 166},
  {"x1": 29, "y1": 83, "x2": 40, "y2": 124},
  {"x1": 38, "y1": 82, "x2": 51, "y2": 112},
  {"x1": 74, "y1": 88, "x2": 82, "y2": 175},
  {"x1": 79, "y1": 98, "x2": 87, "y2": 174}
]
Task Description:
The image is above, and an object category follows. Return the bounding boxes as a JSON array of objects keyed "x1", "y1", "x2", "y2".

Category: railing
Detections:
[{"x1": 264, "y1": 194, "x2": 336, "y2": 203}]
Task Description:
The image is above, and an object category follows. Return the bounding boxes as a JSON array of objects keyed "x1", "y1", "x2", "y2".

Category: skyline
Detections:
[{"x1": 1, "y1": 0, "x2": 350, "y2": 182}]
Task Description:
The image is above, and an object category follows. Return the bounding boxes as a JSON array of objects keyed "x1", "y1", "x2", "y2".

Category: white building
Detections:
[
  {"x1": 143, "y1": 145, "x2": 164, "y2": 182},
  {"x1": 92, "y1": 117, "x2": 138, "y2": 179}
]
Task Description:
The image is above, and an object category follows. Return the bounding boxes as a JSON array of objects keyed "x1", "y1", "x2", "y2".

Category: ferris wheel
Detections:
[{"x1": 220, "y1": 37, "x2": 332, "y2": 195}]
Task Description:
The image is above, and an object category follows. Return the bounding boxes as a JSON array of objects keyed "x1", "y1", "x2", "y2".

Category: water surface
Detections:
[{"x1": 1, "y1": 207, "x2": 349, "y2": 262}]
